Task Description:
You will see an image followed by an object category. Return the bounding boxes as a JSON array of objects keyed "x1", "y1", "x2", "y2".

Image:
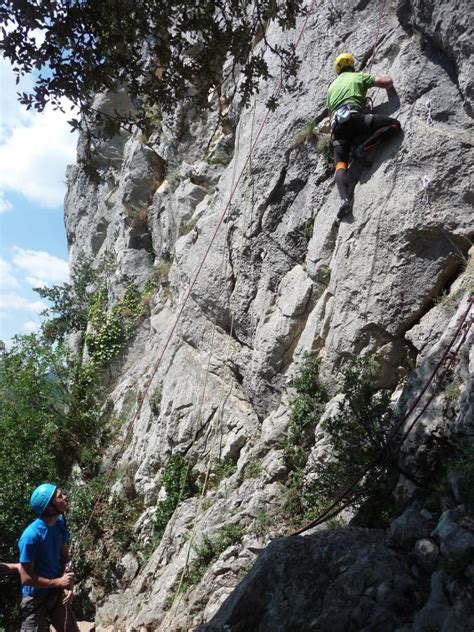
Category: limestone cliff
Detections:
[{"x1": 64, "y1": 0, "x2": 473, "y2": 629}]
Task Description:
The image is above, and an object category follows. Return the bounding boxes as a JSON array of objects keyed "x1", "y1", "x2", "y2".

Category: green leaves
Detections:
[
  {"x1": 284, "y1": 356, "x2": 396, "y2": 527},
  {"x1": 85, "y1": 283, "x2": 145, "y2": 368},
  {"x1": 35, "y1": 254, "x2": 100, "y2": 342},
  {"x1": 0, "y1": 257, "x2": 145, "y2": 624},
  {"x1": 1, "y1": 0, "x2": 305, "y2": 135},
  {"x1": 309, "y1": 357, "x2": 396, "y2": 513},
  {"x1": 0, "y1": 335, "x2": 69, "y2": 628},
  {"x1": 153, "y1": 454, "x2": 196, "y2": 543}
]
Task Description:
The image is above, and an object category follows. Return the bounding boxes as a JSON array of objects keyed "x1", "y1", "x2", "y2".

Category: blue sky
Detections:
[{"x1": 0, "y1": 57, "x2": 77, "y2": 344}]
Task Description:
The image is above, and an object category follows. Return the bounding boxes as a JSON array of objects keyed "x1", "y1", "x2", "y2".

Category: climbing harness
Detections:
[
  {"x1": 291, "y1": 296, "x2": 474, "y2": 536},
  {"x1": 330, "y1": 103, "x2": 362, "y2": 130}
]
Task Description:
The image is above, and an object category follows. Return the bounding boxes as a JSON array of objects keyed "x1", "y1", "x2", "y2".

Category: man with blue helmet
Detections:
[{"x1": 18, "y1": 484, "x2": 79, "y2": 631}]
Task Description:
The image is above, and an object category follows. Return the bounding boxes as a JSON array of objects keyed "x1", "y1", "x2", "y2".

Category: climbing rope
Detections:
[
  {"x1": 291, "y1": 296, "x2": 473, "y2": 536},
  {"x1": 162, "y1": 117, "x2": 243, "y2": 629},
  {"x1": 367, "y1": 0, "x2": 387, "y2": 72},
  {"x1": 71, "y1": 0, "x2": 398, "y2": 616},
  {"x1": 74, "y1": 0, "x2": 321, "y2": 559}
]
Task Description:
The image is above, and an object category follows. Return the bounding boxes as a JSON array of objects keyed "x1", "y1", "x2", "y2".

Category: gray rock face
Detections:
[
  {"x1": 411, "y1": 571, "x2": 452, "y2": 632},
  {"x1": 196, "y1": 529, "x2": 416, "y2": 632},
  {"x1": 389, "y1": 503, "x2": 433, "y2": 547},
  {"x1": 397, "y1": 0, "x2": 474, "y2": 116},
  {"x1": 414, "y1": 538, "x2": 440, "y2": 571},
  {"x1": 432, "y1": 508, "x2": 474, "y2": 564},
  {"x1": 62, "y1": 0, "x2": 474, "y2": 629}
]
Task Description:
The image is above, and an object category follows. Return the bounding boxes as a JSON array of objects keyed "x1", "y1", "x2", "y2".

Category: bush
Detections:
[
  {"x1": 291, "y1": 121, "x2": 317, "y2": 149},
  {"x1": 244, "y1": 459, "x2": 262, "y2": 479},
  {"x1": 0, "y1": 259, "x2": 147, "y2": 624},
  {"x1": 149, "y1": 387, "x2": 163, "y2": 416},
  {"x1": 283, "y1": 356, "x2": 396, "y2": 526},
  {"x1": 184, "y1": 524, "x2": 245, "y2": 587},
  {"x1": 152, "y1": 454, "x2": 196, "y2": 543},
  {"x1": 212, "y1": 458, "x2": 238, "y2": 484},
  {"x1": 301, "y1": 218, "x2": 314, "y2": 244},
  {"x1": 0, "y1": 336, "x2": 76, "y2": 629},
  {"x1": 68, "y1": 472, "x2": 144, "y2": 586},
  {"x1": 285, "y1": 356, "x2": 328, "y2": 469},
  {"x1": 36, "y1": 253, "x2": 104, "y2": 342},
  {"x1": 308, "y1": 357, "x2": 396, "y2": 513},
  {"x1": 86, "y1": 284, "x2": 144, "y2": 367}
]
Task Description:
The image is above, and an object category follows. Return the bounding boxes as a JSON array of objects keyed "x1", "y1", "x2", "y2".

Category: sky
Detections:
[{"x1": 0, "y1": 57, "x2": 78, "y2": 345}]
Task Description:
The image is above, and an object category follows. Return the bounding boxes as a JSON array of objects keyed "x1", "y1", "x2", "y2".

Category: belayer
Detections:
[
  {"x1": 327, "y1": 52, "x2": 401, "y2": 219},
  {"x1": 17, "y1": 484, "x2": 79, "y2": 632}
]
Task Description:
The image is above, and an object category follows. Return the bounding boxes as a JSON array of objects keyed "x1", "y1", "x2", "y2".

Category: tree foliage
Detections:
[
  {"x1": 0, "y1": 254, "x2": 139, "y2": 626},
  {"x1": 285, "y1": 356, "x2": 397, "y2": 526},
  {"x1": 0, "y1": 336, "x2": 70, "y2": 629},
  {"x1": 309, "y1": 357, "x2": 396, "y2": 515},
  {"x1": 1, "y1": 0, "x2": 305, "y2": 135},
  {"x1": 35, "y1": 255, "x2": 100, "y2": 342}
]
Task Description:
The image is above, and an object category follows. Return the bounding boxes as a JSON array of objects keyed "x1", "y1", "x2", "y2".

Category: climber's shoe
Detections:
[
  {"x1": 337, "y1": 197, "x2": 353, "y2": 220},
  {"x1": 353, "y1": 145, "x2": 373, "y2": 166}
]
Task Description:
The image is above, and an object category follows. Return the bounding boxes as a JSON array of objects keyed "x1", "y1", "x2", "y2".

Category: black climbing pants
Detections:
[{"x1": 332, "y1": 112, "x2": 401, "y2": 199}]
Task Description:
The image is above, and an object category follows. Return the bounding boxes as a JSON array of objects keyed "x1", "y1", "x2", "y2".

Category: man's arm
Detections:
[
  {"x1": 19, "y1": 562, "x2": 73, "y2": 590},
  {"x1": 374, "y1": 75, "x2": 394, "y2": 89},
  {"x1": 59, "y1": 543, "x2": 74, "y2": 605},
  {"x1": 0, "y1": 562, "x2": 19, "y2": 576}
]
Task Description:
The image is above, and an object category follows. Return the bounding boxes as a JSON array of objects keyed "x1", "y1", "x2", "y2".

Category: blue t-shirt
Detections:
[{"x1": 18, "y1": 515, "x2": 69, "y2": 597}]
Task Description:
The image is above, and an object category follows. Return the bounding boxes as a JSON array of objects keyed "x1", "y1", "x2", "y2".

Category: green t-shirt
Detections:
[{"x1": 327, "y1": 71, "x2": 375, "y2": 114}]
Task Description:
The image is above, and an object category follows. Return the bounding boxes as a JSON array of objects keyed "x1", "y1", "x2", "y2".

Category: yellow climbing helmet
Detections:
[{"x1": 335, "y1": 52, "x2": 355, "y2": 74}]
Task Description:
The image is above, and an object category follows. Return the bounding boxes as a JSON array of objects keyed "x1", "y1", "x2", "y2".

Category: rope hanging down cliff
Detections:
[
  {"x1": 161, "y1": 120, "x2": 243, "y2": 629},
  {"x1": 367, "y1": 0, "x2": 387, "y2": 72},
  {"x1": 74, "y1": 0, "x2": 320, "y2": 557},
  {"x1": 291, "y1": 296, "x2": 474, "y2": 536},
  {"x1": 74, "y1": 0, "x2": 392, "y2": 571}
]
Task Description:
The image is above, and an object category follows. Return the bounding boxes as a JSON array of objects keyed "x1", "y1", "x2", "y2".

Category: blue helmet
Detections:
[{"x1": 30, "y1": 483, "x2": 57, "y2": 515}]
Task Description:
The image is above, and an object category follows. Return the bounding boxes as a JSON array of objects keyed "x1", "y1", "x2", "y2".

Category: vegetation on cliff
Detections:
[{"x1": 1, "y1": 0, "x2": 305, "y2": 135}]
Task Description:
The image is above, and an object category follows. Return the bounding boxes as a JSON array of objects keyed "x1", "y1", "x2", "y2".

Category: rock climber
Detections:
[
  {"x1": 327, "y1": 52, "x2": 401, "y2": 219},
  {"x1": 18, "y1": 483, "x2": 79, "y2": 632}
]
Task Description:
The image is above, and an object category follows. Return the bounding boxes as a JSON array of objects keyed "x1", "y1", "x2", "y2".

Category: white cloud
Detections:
[
  {"x1": 23, "y1": 320, "x2": 40, "y2": 334},
  {"x1": 0, "y1": 192, "x2": 13, "y2": 213},
  {"x1": 26, "y1": 276, "x2": 50, "y2": 288},
  {"x1": 0, "y1": 58, "x2": 33, "y2": 140},
  {"x1": 0, "y1": 58, "x2": 77, "y2": 208},
  {"x1": 0, "y1": 292, "x2": 46, "y2": 313},
  {"x1": 30, "y1": 300, "x2": 47, "y2": 312},
  {"x1": 0, "y1": 258, "x2": 19, "y2": 289},
  {"x1": 12, "y1": 247, "x2": 69, "y2": 284}
]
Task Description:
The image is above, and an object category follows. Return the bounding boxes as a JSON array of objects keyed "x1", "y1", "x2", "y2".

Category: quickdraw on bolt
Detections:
[
  {"x1": 426, "y1": 98, "x2": 433, "y2": 126},
  {"x1": 421, "y1": 175, "x2": 431, "y2": 205}
]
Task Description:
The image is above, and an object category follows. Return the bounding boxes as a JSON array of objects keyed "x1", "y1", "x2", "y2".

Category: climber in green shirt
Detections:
[{"x1": 327, "y1": 52, "x2": 401, "y2": 220}]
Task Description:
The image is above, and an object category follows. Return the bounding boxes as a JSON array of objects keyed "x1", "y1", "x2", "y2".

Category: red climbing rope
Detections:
[
  {"x1": 291, "y1": 296, "x2": 473, "y2": 536},
  {"x1": 367, "y1": 0, "x2": 386, "y2": 72},
  {"x1": 74, "y1": 0, "x2": 319, "y2": 553}
]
